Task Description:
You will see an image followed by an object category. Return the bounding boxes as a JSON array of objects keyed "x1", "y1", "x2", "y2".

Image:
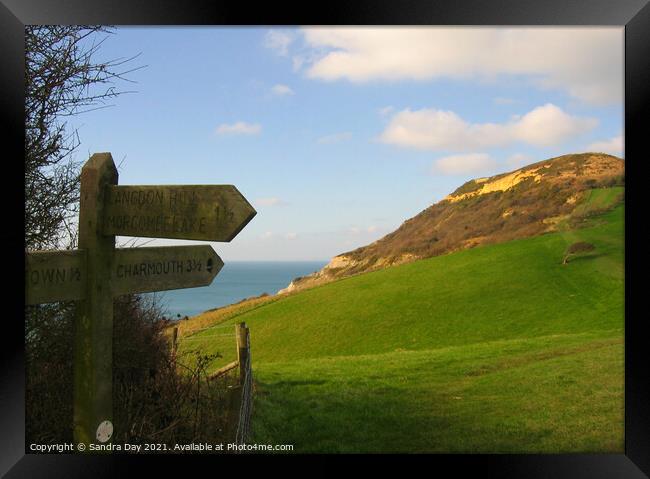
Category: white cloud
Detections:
[
  {"x1": 348, "y1": 225, "x2": 384, "y2": 236},
  {"x1": 514, "y1": 105, "x2": 597, "y2": 146},
  {"x1": 260, "y1": 231, "x2": 298, "y2": 241},
  {"x1": 317, "y1": 132, "x2": 352, "y2": 144},
  {"x1": 587, "y1": 134, "x2": 624, "y2": 157},
  {"x1": 379, "y1": 104, "x2": 597, "y2": 151},
  {"x1": 271, "y1": 84, "x2": 294, "y2": 96},
  {"x1": 292, "y1": 55, "x2": 305, "y2": 71},
  {"x1": 378, "y1": 106, "x2": 394, "y2": 116},
  {"x1": 494, "y1": 97, "x2": 517, "y2": 105},
  {"x1": 433, "y1": 153, "x2": 496, "y2": 175},
  {"x1": 298, "y1": 27, "x2": 623, "y2": 105},
  {"x1": 255, "y1": 197, "x2": 286, "y2": 207},
  {"x1": 215, "y1": 121, "x2": 261, "y2": 135},
  {"x1": 264, "y1": 30, "x2": 292, "y2": 56},
  {"x1": 507, "y1": 153, "x2": 534, "y2": 168}
]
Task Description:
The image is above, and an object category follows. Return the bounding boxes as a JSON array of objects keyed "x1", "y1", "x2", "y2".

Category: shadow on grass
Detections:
[
  {"x1": 563, "y1": 252, "x2": 606, "y2": 264},
  {"x1": 251, "y1": 377, "x2": 556, "y2": 453},
  {"x1": 272, "y1": 379, "x2": 329, "y2": 387},
  {"x1": 250, "y1": 340, "x2": 623, "y2": 453}
]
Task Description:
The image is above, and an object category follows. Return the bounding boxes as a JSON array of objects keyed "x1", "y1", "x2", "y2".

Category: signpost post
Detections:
[
  {"x1": 73, "y1": 153, "x2": 117, "y2": 448},
  {"x1": 24, "y1": 152, "x2": 256, "y2": 448}
]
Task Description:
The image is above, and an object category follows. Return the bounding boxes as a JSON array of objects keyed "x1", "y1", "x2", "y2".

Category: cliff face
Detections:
[{"x1": 279, "y1": 153, "x2": 624, "y2": 294}]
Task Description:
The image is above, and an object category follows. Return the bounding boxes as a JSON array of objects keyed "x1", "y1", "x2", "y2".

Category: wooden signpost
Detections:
[
  {"x1": 26, "y1": 245, "x2": 224, "y2": 304},
  {"x1": 24, "y1": 152, "x2": 256, "y2": 448},
  {"x1": 103, "y1": 185, "x2": 255, "y2": 241}
]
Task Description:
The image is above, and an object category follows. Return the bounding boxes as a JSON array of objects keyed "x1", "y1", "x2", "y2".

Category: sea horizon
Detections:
[{"x1": 146, "y1": 260, "x2": 328, "y2": 319}]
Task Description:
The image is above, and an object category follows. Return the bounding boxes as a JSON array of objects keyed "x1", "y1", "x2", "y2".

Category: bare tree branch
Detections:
[{"x1": 25, "y1": 25, "x2": 144, "y2": 250}]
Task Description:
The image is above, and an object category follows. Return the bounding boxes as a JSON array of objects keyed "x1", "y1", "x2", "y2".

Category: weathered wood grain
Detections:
[
  {"x1": 73, "y1": 152, "x2": 117, "y2": 447},
  {"x1": 208, "y1": 361, "x2": 239, "y2": 380},
  {"x1": 25, "y1": 249, "x2": 85, "y2": 304},
  {"x1": 103, "y1": 185, "x2": 256, "y2": 241},
  {"x1": 112, "y1": 245, "x2": 223, "y2": 295},
  {"x1": 25, "y1": 245, "x2": 224, "y2": 304}
]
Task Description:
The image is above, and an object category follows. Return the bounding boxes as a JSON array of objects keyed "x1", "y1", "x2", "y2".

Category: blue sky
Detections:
[{"x1": 73, "y1": 27, "x2": 623, "y2": 261}]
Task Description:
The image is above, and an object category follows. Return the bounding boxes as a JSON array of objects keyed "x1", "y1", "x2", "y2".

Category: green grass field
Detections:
[
  {"x1": 572, "y1": 186, "x2": 624, "y2": 217},
  {"x1": 178, "y1": 199, "x2": 624, "y2": 453}
]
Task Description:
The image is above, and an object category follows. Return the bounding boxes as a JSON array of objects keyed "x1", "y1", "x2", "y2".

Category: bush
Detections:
[
  {"x1": 26, "y1": 294, "x2": 236, "y2": 447},
  {"x1": 562, "y1": 241, "x2": 595, "y2": 264}
]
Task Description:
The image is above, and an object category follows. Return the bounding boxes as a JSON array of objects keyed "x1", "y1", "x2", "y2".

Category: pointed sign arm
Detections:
[
  {"x1": 26, "y1": 245, "x2": 224, "y2": 304},
  {"x1": 102, "y1": 185, "x2": 256, "y2": 242}
]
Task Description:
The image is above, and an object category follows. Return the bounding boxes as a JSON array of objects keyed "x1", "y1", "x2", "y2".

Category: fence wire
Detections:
[
  {"x1": 184, "y1": 323, "x2": 238, "y2": 335},
  {"x1": 235, "y1": 352, "x2": 253, "y2": 446},
  {"x1": 174, "y1": 323, "x2": 253, "y2": 446},
  {"x1": 179, "y1": 333, "x2": 236, "y2": 341}
]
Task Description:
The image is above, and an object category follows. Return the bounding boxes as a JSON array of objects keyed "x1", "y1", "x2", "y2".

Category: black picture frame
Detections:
[{"x1": 2, "y1": 0, "x2": 648, "y2": 476}]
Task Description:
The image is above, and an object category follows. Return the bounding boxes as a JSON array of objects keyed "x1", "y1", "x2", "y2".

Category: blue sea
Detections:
[{"x1": 145, "y1": 261, "x2": 327, "y2": 319}]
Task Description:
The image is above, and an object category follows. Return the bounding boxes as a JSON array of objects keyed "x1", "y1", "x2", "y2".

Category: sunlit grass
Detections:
[{"x1": 179, "y1": 204, "x2": 624, "y2": 452}]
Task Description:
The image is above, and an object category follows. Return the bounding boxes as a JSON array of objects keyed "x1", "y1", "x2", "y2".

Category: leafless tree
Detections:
[
  {"x1": 25, "y1": 26, "x2": 142, "y2": 443},
  {"x1": 24, "y1": 28, "x2": 239, "y2": 446},
  {"x1": 25, "y1": 25, "x2": 141, "y2": 250}
]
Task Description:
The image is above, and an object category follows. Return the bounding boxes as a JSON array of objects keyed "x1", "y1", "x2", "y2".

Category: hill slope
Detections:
[
  {"x1": 282, "y1": 153, "x2": 623, "y2": 293},
  {"x1": 181, "y1": 203, "x2": 623, "y2": 364},
  {"x1": 178, "y1": 202, "x2": 624, "y2": 452}
]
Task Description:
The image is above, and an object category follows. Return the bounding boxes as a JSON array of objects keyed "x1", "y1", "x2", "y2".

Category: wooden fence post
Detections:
[
  {"x1": 73, "y1": 153, "x2": 118, "y2": 446},
  {"x1": 172, "y1": 326, "x2": 179, "y2": 355},
  {"x1": 236, "y1": 322, "x2": 250, "y2": 386},
  {"x1": 225, "y1": 384, "x2": 242, "y2": 443}
]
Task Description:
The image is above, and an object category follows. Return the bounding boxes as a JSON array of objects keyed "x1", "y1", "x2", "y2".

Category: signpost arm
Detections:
[
  {"x1": 73, "y1": 153, "x2": 118, "y2": 446},
  {"x1": 25, "y1": 150, "x2": 256, "y2": 447}
]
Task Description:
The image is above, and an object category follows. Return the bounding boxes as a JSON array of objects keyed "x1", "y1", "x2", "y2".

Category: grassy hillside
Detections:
[
  {"x1": 177, "y1": 200, "x2": 624, "y2": 452},
  {"x1": 572, "y1": 186, "x2": 624, "y2": 218},
  {"x1": 284, "y1": 154, "x2": 623, "y2": 292},
  {"x1": 180, "y1": 203, "x2": 623, "y2": 365},
  {"x1": 253, "y1": 332, "x2": 622, "y2": 452}
]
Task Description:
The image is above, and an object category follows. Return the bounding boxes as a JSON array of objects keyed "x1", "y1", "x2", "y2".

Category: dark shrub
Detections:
[
  {"x1": 26, "y1": 294, "x2": 234, "y2": 446},
  {"x1": 562, "y1": 241, "x2": 596, "y2": 264}
]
